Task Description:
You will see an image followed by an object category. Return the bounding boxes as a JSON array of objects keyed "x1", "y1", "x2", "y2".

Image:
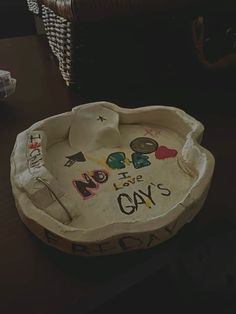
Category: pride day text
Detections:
[{"x1": 44, "y1": 221, "x2": 178, "y2": 256}]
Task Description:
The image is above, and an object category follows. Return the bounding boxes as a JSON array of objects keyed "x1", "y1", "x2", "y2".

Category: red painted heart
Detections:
[{"x1": 155, "y1": 146, "x2": 178, "y2": 160}]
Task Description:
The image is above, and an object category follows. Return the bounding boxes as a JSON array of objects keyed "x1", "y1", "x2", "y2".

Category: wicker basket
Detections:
[
  {"x1": 27, "y1": 0, "x2": 41, "y2": 16},
  {"x1": 42, "y1": 5, "x2": 75, "y2": 84},
  {"x1": 27, "y1": 1, "x2": 236, "y2": 89},
  {"x1": 40, "y1": 4, "x2": 196, "y2": 88}
]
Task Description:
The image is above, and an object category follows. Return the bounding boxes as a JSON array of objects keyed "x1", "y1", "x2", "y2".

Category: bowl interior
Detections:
[{"x1": 45, "y1": 122, "x2": 196, "y2": 229}]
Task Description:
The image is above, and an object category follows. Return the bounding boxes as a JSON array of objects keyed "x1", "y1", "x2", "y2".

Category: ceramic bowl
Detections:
[{"x1": 10, "y1": 102, "x2": 215, "y2": 256}]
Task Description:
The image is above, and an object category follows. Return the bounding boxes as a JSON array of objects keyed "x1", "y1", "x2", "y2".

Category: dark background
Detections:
[
  {"x1": 0, "y1": 0, "x2": 36, "y2": 38},
  {"x1": 0, "y1": 2, "x2": 236, "y2": 314}
]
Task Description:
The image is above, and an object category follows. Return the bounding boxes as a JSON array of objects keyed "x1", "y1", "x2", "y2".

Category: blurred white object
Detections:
[{"x1": 0, "y1": 70, "x2": 16, "y2": 99}]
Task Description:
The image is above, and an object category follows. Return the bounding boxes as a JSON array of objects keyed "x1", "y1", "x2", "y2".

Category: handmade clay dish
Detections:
[{"x1": 11, "y1": 102, "x2": 215, "y2": 256}]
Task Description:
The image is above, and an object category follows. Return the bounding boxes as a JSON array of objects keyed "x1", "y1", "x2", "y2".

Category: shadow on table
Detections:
[
  {"x1": 91, "y1": 224, "x2": 236, "y2": 314},
  {"x1": 27, "y1": 208, "x2": 236, "y2": 314}
]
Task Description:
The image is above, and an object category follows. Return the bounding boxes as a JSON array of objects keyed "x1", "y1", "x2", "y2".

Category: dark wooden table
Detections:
[{"x1": 0, "y1": 35, "x2": 236, "y2": 314}]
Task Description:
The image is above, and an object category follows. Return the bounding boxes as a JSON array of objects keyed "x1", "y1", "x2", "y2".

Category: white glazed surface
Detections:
[{"x1": 10, "y1": 102, "x2": 215, "y2": 256}]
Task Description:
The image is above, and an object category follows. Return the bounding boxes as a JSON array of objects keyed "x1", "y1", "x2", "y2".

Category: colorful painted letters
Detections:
[
  {"x1": 73, "y1": 170, "x2": 109, "y2": 199},
  {"x1": 106, "y1": 151, "x2": 151, "y2": 170},
  {"x1": 28, "y1": 132, "x2": 44, "y2": 170},
  {"x1": 106, "y1": 152, "x2": 127, "y2": 170}
]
